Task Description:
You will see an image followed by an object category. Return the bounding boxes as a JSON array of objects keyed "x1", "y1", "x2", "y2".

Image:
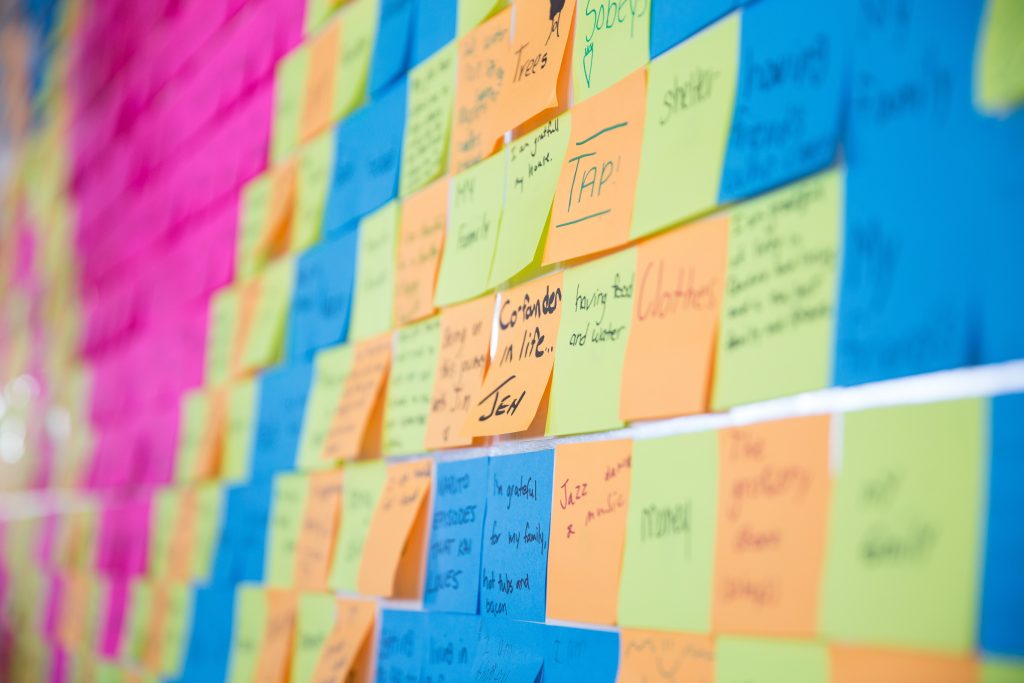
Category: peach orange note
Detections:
[
  {"x1": 294, "y1": 469, "x2": 344, "y2": 590},
  {"x1": 167, "y1": 489, "x2": 198, "y2": 582},
  {"x1": 394, "y1": 177, "x2": 448, "y2": 326},
  {"x1": 463, "y1": 271, "x2": 564, "y2": 437},
  {"x1": 322, "y1": 333, "x2": 392, "y2": 461},
  {"x1": 301, "y1": 17, "x2": 342, "y2": 142},
  {"x1": 423, "y1": 295, "x2": 494, "y2": 449},
  {"x1": 547, "y1": 440, "x2": 631, "y2": 624},
  {"x1": 255, "y1": 590, "x2": 298, "y2": 683},
  {"x1": 311, "y1": 599, "x2": 377, "y2": 683},
  {"x1": 58, "y1": 572, "x2": 89, "y2": 651},
  {"x1": 357, "y1": 459, "x2": 433, "y2": 598},
  {"x1": 830, "y1": 646, "x2": 979, "y2": 683},
  {"x1": 713, "y1": 416, "x2": 831, "y2": 637},
  {"x1": 544, "y1": 68, "x2": 646, "y2": 264},
  {"x1": 196, "y1": 388, "x2": 226, "y2": 479},
  {"x1": 257, "y1": 160, "x2": 298, "y2": 261},
  {"x1": 620, "y1": 214, "x2": 729, "y2": 421},
  {"x1": 231, "y1": 278, "x2": 262, "y2": 378},
  {"x1": 141, "y1": 584, "x2": 169, "y2": 672},
  {"x1": 618, "y1": 630, "x2": 715, "y2": 683}
]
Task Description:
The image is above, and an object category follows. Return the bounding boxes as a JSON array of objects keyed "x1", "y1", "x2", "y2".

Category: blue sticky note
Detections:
[
  {"x1": 650, "y1": 0, "x2": 738, "y2": 58},
  {"x1": 411, "y1": 0, "x2": 456, "y2": 67},
  {"x1": 211, "y1": 481, "x2": 273, "y2": 585},
  {"x1": 470, "y1": 618, "x2": 545, "y2": 683},
  {"x1": 543, "y1": 626, "x2": 619, "y2": 683},
  {"x1": 370, "y1": 0, "x2": 415, "y2": 95},
  {"x1": 177, "y1": 587, "x2": 234, "y2": 683},
  {"x1": 424, "y1": 457, "x2": 489, "y2": 614},
  {"x1": 251, "y1": 362, "x2": 312, "y2": 479},
  {"x1": 323, "y1": 118, "x2": 361, "y2": 234},
  {"x1": 423, "y1": 613, "x2": 481, "y2": 683},
  {"x1": 286, "y1": 231, "x2": 358, "y2": 361},
  {"x1": 718, "y1": 0, "x2": 846, "y2": 201},
  {"x1": 479, "y1": 450, "x2": 554, "y2": 621},
  {"x1": 352, "y1": 79, "x2": 407, "y2": 218},
  {"x1": 981, "y1": 393, "x2": 1024, "y2": 657},
  {"x1": 379, "y1": 609, "x2": 427, "y2": 683}
]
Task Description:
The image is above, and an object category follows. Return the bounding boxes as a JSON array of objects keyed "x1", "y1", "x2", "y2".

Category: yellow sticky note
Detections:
[
  {"x1": 291, "y1": 130, "x2": 336, "y2": 251},
  {"x1": 205, "y1": 286, "x2": 240, "y2": 386},
  {"x1": 328, "y1": 460, "x2": 388, "y2": 590},
  {"x1": 265, "y1": 473, "x2": 310, "y2": 587},
  {"x1": 297, "y1": 343, "x2": 354, "y2": 470},
  {"x1": 572, "y1": 0, "x2": 651, "y2": 102},
  {"x1": 717, "y1": 638, "x2": 828, "y2": 683},
  {"x1": 975, "y1": 0, "x2": 1024, "y2": 112},
  {"x1": 272, "y1": 45, "x2": 311, "y2": 164},
  {"x1": 174, "y1": 390, "x2": 209, "y2": 483},
  {"x1": 237, "y1": 174, "x2": 273, "y2": 281},
  {"x1": 383, "y1": 316, "x2": 441, "y2": 455},
  {"x1": 350, "y1": 201, "x2": 399, "y2": 340},
  {"x1": 334, "y1": 0, "x2": 379, "y2": 120},
  {"x1": 304, "y1": 0, "x2": 336, "y2": 35},
  {"x1": 222, "y1": 378, "x2": 257, "y2": 482},
  {"x1": 241, "y1": 257, "x2": 296, "y2": 372},
  {"x1": 401, "y1": 43, "x2": 458, "y2": 196}
]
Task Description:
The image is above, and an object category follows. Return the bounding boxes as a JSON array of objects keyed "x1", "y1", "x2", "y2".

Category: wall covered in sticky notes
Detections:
[{"x1": 0, "y1": 0, "x2": 1023, "y2": 681}]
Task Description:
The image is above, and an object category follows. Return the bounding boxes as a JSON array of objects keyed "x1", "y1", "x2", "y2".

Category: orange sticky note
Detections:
[
  {"x1": 311, "y1": 599, "x2": 376, "y2": 683},
  {"x1": 258, "y1": 160, "x2": 298, "y2": 261},
  {"x1": 231, "y1": 278, "x2": 263, "y2": 378},
  {"x1": 301, "y1": 17, "x2": 342, "y2": 142},
  {"x1": 713, "y1": 416, "x2": 831, "y2": 637},
  {"x1": 167, "y1": 489, "x2": 198, "y2": 582},
  {"x1": 620, "y1": 214, "x2": 729, "y2": 421},
  {"x1": 196, "y1": 388, "x2": 226, "y2": 479},
  {"x1": 357, "y1": 459, "x2": 433, "y2": 598},
  {"x1": 394, "y1": 177, "x2": 448, "y2": 326},
  {"x1": 322, "y1": 333, "x2": 392, "y2": 461},
  {"x1": 450, "y1": 8, "x2": 512, "y2": 173},
  {"x1": 618, "y1": 630, "x2": 715, "y2": 683},
  {"x1": 463, "y1": 271, "x2": 564, "y2": 437},
  {"x1": 544, "y1": 69, "x2": 646, "y2": 264},
  {"x1": 141, "y1": 584, "x2": 169, "y2": 672},
  {"x1": 423, "y1": 295, "x2": 494, "y2": 449},
  {"x1": 294, "y1": 469, "x2": 344, "y2": 590},
  {"x1": 547, "y1": 440, "x2": 631, "y2": 624},
  {"x1": 255, "y1": 590, "x2": 298, "y2": 683},
  {"x1": 830, "y1": 646, "x2": 979, "y2": 683}
]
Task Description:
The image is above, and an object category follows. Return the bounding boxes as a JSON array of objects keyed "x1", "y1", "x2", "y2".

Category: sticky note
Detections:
[
  {"x1": 310, "y1": 599, "x2": 376, "y2": 682},
  {"x1": 433, "y1": 150, "x2": 506, "y2": 307},
  {"x1": 457, "y1": 0, "x2": 507, "y2": 34},
  {"x1": 174, "y1": 390, "x2": 211, "y2": 483},
  {"x1": 620, "y1": 214, "x2": 728, "y2": 420},
  {"x1": 543, "y1": 625, "x2": 619, "y2": 683},
  {"x1": 289, "y1": 593, "x2": 338, "y2": 683},
  {"x1": 350, "y1": 201, "x2": 399, "y2": 341},
  {"x1": 545, "y1": 69, "x2": 646, "y2": 264},
  {"x1": 572, "y1": 0, "x2": 650, "y2": 102},
  {"x1": 226, "y1": 586, "x2": 265, "y2": 683},
  {"x1": 412, "y1": 0, "x2": 457, "y2": 65},
  {"x1": 480, "y1": 449, "x2": 554, "y2": 620},
  {"x1": 549, "y1": 247, "x2": 635, "y2": 435},
  {"x1": 232, "y1": 279, "x2": 264, "y2": 379},
  {"x1": 830, "y1": 646, "x2": 980, "y2": 683},
  {"x1": 378, "y1": 610, "x2": 427, "y2": 682},
  {"x1": 716, "y1": 637, "x2": 828, "y2": 683},
  {"x1": 237, "y1": 175, "x2": 273, "y2": 282},
  {"x1": 619, "y1": 432, "x2": 718, "y2": 631},
  {"x1": 546, "y1": 440, "x2": 631, "y2": 624},
  {"x1": 450, "y1": 8, "x2": 511, "y2": 173},
  {"x1": 369, "y1": 0, "x2": 415, "y2": 95},
  {"x1": 297, "y1": 344, "x2": 355, "y2": 471},
  {"x1": 423, "y1": 457, "x2": 489, "y2": 613},
  {"x1": 166, "y1": 489, "x2": 200, "y2": 581},
  {"x1": 222, "y1": 378, "x2": 257, "y2": 482},
  {"x1": 251, "y1": 361, "x2": 312, "y2": 479},
  {"x1": 489, "y1": 112, "x2": 571, "y2": 288},
  {"x1": 290, "y1": 130, "x2": 336, "y2": 252},
  {"x1": 401, "y1": 43, "x2": 458, "y2": 196},
  {"x1": 424, "y1": 613, "x2": 481, "y2": 682},
  {"x1": 383, "y1": 316, "x2": 441, "y2": 455},
  {"x1": 464, "y1": 272, "x2": 563, "y2": 437},
  {"x1": 241, "y1": 257, "x2": 296, "y2": 372},
  {"x1": 713, "y1": 416, "x2": 831, "y2": 637},
  {"x1": 322, "y1": 334, "x2": 391, "y2": 461},
  {"x1": 291, "y1": 595, "x2": 374, "y2": 683},
  {"x1": 205, "y1": 287, "x2": 240, "y2": 386},
  {"x1": 394, "y1": 177, "x2": 448, "y2": 326},
  {"x1": 304, "y1": 0, "x2": 335, "y2": 34},
  {"x1": 272, "y1": 46, "x2": 310, "y2": 164},
  {"x1": 178, "y1": 587, "x2": 235, "y2": 683},
  {"x1": 334, "y1": 0, "x2": 379, "y2": 119},
  {"x1": 158, "y1": 584, "x2": 192, "y2": 677},
  {"x1": 192, "y1": 484, "x2": 224, "y2": 582},
  {"x1": 302, "y1": 17, "x2": 343, "y2": 142},
  {"x1": 351, "y1": 78, "x2": 407, "y2": 217},
  {"x1": 820, "y1": 400, "x2": 985, "y2": 652},
  {"x1": 212, "y1": 481, "x2": 274, "y2": 585},
  {"x1": 125, "y1": 581, "x2": 152, "y2": 664},
  {"x1": 328, "y1": 460, "x2": 388, "y2": 591},
  {"x1": 294, "y1": 469, "x2": 343, "y2": 589},
  {"x1": 323, "y1": 119, "x2": 362, "y2": 233},
  {"x1": 712, "y1": 169, "x2": 841, "y2": 409},
  {"x1": 619, "y1": 629, "x2": 716, "y2": 683},
  {"x1": 631, "y1": 15, "x2": 739, "y2": 239},
  {"x1": 650, "y1": 0, "x2": 737, "y2": 57},
  {"x1": 975, "y1": 0, "x2": 1024, "y2": 111},
  {"x1": 982, "y1": 660, "x2": 1024, "y2": 683},
  {"x1": 470, "y1": 618, "x2": 544, "y2": 683},
  {"x1": 265, "y1": 473, "x2": 309, "y2": 587},
  {"x1": 285, "y1": 230, "x2": 357, "y2": 362}
]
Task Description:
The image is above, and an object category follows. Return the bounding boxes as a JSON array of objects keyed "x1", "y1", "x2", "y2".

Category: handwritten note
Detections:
[
  {"x1": 545, "y1": 69, "x2": 646, "y2": 264},
  {"x1": 401, "y1": 43, "x2": 458, "y2": 196},
  {"x1": 547, "y1": 440, "x2": 631, "y2": 624},
  {"x1": 322, "y1": 334, "x2": 391, "y2": 461},
  {"x1": 294, "y1": 469, "x2": 344, "y2": 590},
  {"x1": 619, "y1": 630, "x2": 715, "y2": 683},
  {"x1": 716, "y1": 637, "x2": 827, "y2": 683},
  {"x1": 272, "y1": 45, "x2": 310, "y2": 163},
  {"x1": 378, "y1": 610, "x2": 427, "y2": 683},
  {"x1": 264, "y1": 473, "x2": 309, "y2": 587},
  {"x1": 237, "y1": 176, "x2": 272, "y2": 282},
  {"x1": 712, "y1": 169, "x2": 840, "y2": 409},
  {"x1": 619, "y1": 431, "x2": 718, "y2": 631},
  {"x1": 292, "y1": 595, "x2": 375, "y2": 683},
  {"x1": 251, "y1": 362, "x2": 312, "y2": 479},
  {"x1": 193, "y1": 484, "x2": 224, "y2": 582},
  {"x1": 174, "y1": 390, "x2": 211, "y2": 483},
  {"x1": 423, "y1": 457, "x2": 488, "y2": 613},
  {"x1": 289, "y1": 594, "x2": 336, "y2": 683},
  {"x1": 830, "y1": 646, "x2": 980, "y2": 683},
  {"x1": 383, "y1": 317, "x2": 441, "y2": 455},
  {"x1": 334, "y1": 0, "x2": 379, "y2": 120},
  {"x1": 350, "y1": 201, "x2": 399, "y2": 341},
  {"x1": 480, "y1": 450, "x2": 554, "y2": 620},
  {"x1": 328, "y1": 460, "x2": 388, "y2": 591},
  {"x1": 205, "y1": 286, "x2": 240, "y2": 385},
  {"x1": 290, "y1": 131, "x2": 336, "y2": 252},
  {"x1": 302, "y1": 17, "x2": 343, "y2": 142},
  {"x1": 240, "y1": 257, "x2": 296, "y2": 373},
  {"x1": 470, "y1": 618, "x2": 544, "y2": 683},
  {"x1": 463, "y1": 271, "x2": 563, "y2": 437},
  {"x1": 226, "y1": 588, "x2": 296, "y2": 683},
  {"x1": 424, "y1": 613, "x2": 480, "y2": 683},
  {"x1": 394, "y1": 177, "x2": 448, "y2": 326},
  {"x1": 286, "y1": 231, "x2": 357, "y2": 362},
  {"x1": 631, "y1": 14, "x2": 739, "y2": 239},
  {"x1": 549, "y1": 247, "x2": 635, "y2": 435},
  {"x1": 297, "y1": 344, "x2": 354, "y2": 469},
  {"x1": 820, "y1": 400, "x2": 984, "y2": 652},
  {"x1": 543, "y1": 625, "x2": 619, "y2": 683},
  {"x1": 572, "y1": 0, "x2": 650, "y2": 102},
  {"x1": 976, "y1": 0, "x2": 1024, "y2": 111}
]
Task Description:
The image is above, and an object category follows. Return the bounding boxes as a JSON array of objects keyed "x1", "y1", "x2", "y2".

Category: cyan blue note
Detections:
[
  {"x1": 324, "y1": 118, "x2": 361, "y2": 234},
  {"x1": 479, "y1": 450, "x2": 554, "y2": 622},
  {"x1": 470, "y1": 618, "x2": 545, "y2": 683},
  {"x1": 411, "y1": 0, "x2": 456, "y2": 66},
  {"x1": 211, "y1": 481, "x2": 273, "y2": 585},
  {"x1": 650, "y1": 0, "x2": 739, "y2": 58},
  {"x1": 379, "y1": 609, "x2": 427, "y2": 683},
  {"x1": 286, "y1": 231, "x2": 358, "y2": 361},
  {"x1": 424, "y1": 457, "x2": 489, "y2": 614},
  {"x1": 352, "y1": 78, "x2": 406, "y2": 218},
  {"x1": 543, "y1": 626, "x2": 619, "y2": 683},
  {"x1": 370, "y1": 0, "x2": 415, "y2": 95},
  {"x1": 251, "y1": 362, "x2": 312, "y2": 479},
  {"x1": 719, "y1": 0, "x2": 847, "y2": 201},
  {"x1": 423, "y1": 613, "x2": 481, "y2": 683},
  {"x1": 176, "y1": 587, "x2": 234, "y2": 683}
]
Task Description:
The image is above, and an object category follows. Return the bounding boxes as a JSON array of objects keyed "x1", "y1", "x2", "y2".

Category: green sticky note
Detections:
[
  {"x1": 457, "y1": 0, "x2": 507, "y2": 34},
  {"x1": 631, "y1": 14, "x2": 739, "y2": 239},
  {"x1": 383, "y1": 316, "x2": 441, "y2": 455},
  {"x1": 433, "y1": 150, "x2": 506, "y2": 306},
  {"x1": 162, "y1": 584, "x2": 193, "y2": 677},
  {"x1": 820, "y1": 399, "x2": 985, "y2": 652},
  {"x1": 975, "y1": 0, "x2": 1024, "y2": 112},
  {"x1": 712, "y1": 169, "x2": 841, "y2": 409},
  {"x1": 222, "y1": 378, "x2": 258, "y2": 482},
  {"x1": 205, "y1": 286, "x2": 240, "y2": 386},
  {"x1": 716, "y1": 637, "x2": 828, "y2": 683},
  {"x1": 290, "y1": 592, "x2": 338, "y2": 683},
  {"x1": 549, "y1": 247, "x2": 636, "y2": 435},
  {"x1": 272, "y1": 45, "x2": 311, "y2": 164},
  {"x1": 350, "y1": 202, "x2": 399, "y2": 340},
  {"x1": 401, "y1": 43, "x2": 458, "y2": 197},
  {"x1": 618, "y1": 431, "x2": 718, "y2": 631},
  {"x1": 227, "y1": 586, "x2": 267, "y2": 683},
  {"x1": 573, "y1": 0, "x2": 651, "y2": 103},
  {"x1": 242, "y1": 256, "x2": 296, "y2": 371},
  {"x1": 304, "y1": 0, "x2": 336, "y2": 35},
  {"x1": 192, "y1": 484, "x2": 224, "y2": 581},
  {"x1": 237, "y1": 173, "x2": 273, "y2": 281},
  {"x1": 983, "y1": 660, "x2": 1024, "y2": 683},
  {"x1": 334, "y1": 0, "x2": 379, "y2": 119},
  {"x1": 265, "y1": 473, "x2": 311, "y2": 587},
  {"x1": 174, "y1": 390, "x2": 208, "y2": 483},
  {"x1": 297, "y1": 343, "x2": 354, "y2": 470},
  {"x1": 126, "y1": 580, "x2": 152, "y2": 663},
  {"x1": 148, "y1": 489, "x2": 177, "y2": 578},
  {"x1": 328, "y1": 460, "x2": 388, "y2": 590},
  {"x1": 489, "y1": 113, "x2": 571, "y2": 288},
  {"x1": 291, "y1": 131, "x2": 336, "y2": 251}
]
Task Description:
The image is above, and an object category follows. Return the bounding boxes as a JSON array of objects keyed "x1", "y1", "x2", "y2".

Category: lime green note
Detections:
[
  {"x1": 265, "y1": 473, "x2": 311, "y2": 587},
  {"x1": 328, "y1": 460, "x2": 388, "y2": 590},
  {"x1": 241, "y1": 256, "x2": 296, "y2": 371},
  {"x1": 226, "y1": 585, "x2": 267, "y2": 683},
  {"x1": 712, "y1": 169, "x2": 841, "y2": 409},
  {"x1": 631, "y1": 14, "x2": 739, "y2": 239},
  {"x1": 433, "y1": 150, "x2": 506, "y2": 306},
  {"x1": 383, "y1": 316, "x2": 441, "y2": 455},
  {"x1": 618, "y1": 431, "x2": 719, "y2": 631},
  {"x1": 489, "y1": 112, "x2": 571, "y2": 288},
  {"x1": 290, "y1": 592, "x2": 338, "y2": 683},
  {"x1": 272, "y1": 45, "x2": 311, "y2": 164},
  {"x1": 549, "y1": 247, "x2": 636, "y2": 435},
  {"x1": 573, "y1": 0, "x2": 651, "y2": 103},
  {"x1": 457, "y1": 0, "x2": 508, "y2": 34},
  {"x1": 297, "y1": 343, "x2": 354, "y2": 470},
  {"x1": 163, "y1": 583, "x2": 193, "y2": 677},
  {"x1": 205, "y1": 286, "x2": 240, "y2": 386},
  {"x1": 350, "y1": 201, "x2": 399, "y2": 340},
  {"x1": 237, "y1": 173, "x2": 272, "y2": 280},
  {"x1": 820, "y1": 399, "x2": 985, "y2": 652},
  {"x1": 148, "y1": 489, "x2": 177, "y2": 578},
  {"x1": 304, "y1": 0, "x2": 336, "y2": 35},
  {"x1": 400, "y1": 43, "x2": 458, "y2": 196},
  {"x1": 334, "y1": 0, "x2": 379, "y2": 119},
  {"x1": 291, "y1": 131, "x2": 336, "y2": 251},
  {"x1": 125, "y1": 579, "x2": 152, "y2": 663},
  {"x1": 222, "y1": 378, "x2": 257, "y2": 482},
  {"x1": 192, "y1": 484, "x2": 224, "y2": 581},
  {"x1": 716, "y1": 637, "x2": 828, "y2": 683},
  {"x1": 174, "y1": 390, "x2": 208, "y2": 483},
  {"x1": 975, "y1": 0, "x2": 1024, "y2": 112},
  {"x1": 983, "y1": 660, "x2": 1024, "y2": 683}
]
